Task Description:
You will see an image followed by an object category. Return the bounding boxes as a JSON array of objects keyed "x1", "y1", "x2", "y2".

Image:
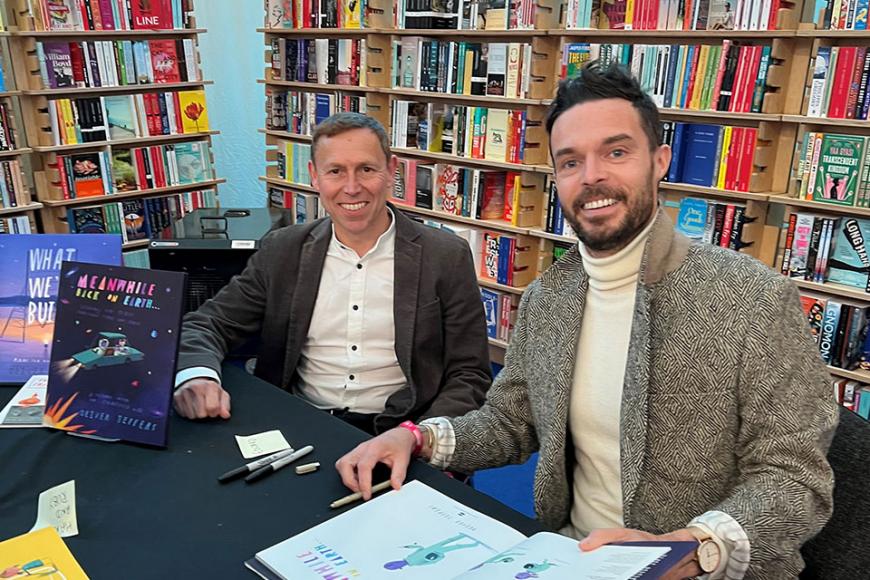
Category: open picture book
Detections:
[{"x1": 245, "y1": 480, "x2": 695, "y2": 580}]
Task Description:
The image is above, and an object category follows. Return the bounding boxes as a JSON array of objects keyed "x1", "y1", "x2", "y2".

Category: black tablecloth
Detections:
[{"x1": 0, "y1": 364, "x2": 542, "y2": 578}]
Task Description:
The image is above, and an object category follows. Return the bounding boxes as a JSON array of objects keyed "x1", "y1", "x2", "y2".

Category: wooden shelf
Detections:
[
  {"x1": 0, "y1": 91, "x2": 22, "y2": 97},
  {"x1": 41, "y1": 179, "x2": 225, "y2": 207},
  {"x1": 793, "y1": 279, "x2": 870, "y2": 302},
  {"x1": 555, "y1": 29, "x2": 796, "y2": 38},
  {"x1": 478, "y1": 278, "x2": 527, "y2": 295},
  {"x1": 528, "y1": 228, "x2": 576, "y2": 244},
  {"x1": 767, "y1": 196, "x2": 870, "y2": 217},
  {"x1": 122, "y1": 239, "x2": 151, "y2": 250},
  {"x1": 828, "y1": 366, "x2": 870, "y2": 382},
  {"x1": 393, "y1": 28, "x2": 546, "y2": 37},
  {"x1": 383, "y1": 87, "x2": 544, "y2": 106},
  {"x1": 0, "y1": 147, "x2": 32, "y2": 157},
  {"x1": 260, "y1": 128, "x2": 312, "y2": 141},
  {"x1": 33, "y1": 131, "x2": 219, "y2": 153},
  {"x1": 23, "y1": 80, "x2": 212, "y2": 96},
  {"x1": 488, "y1": 337, "x2": 510, "y2": 349},
  {"x1": 782, "y1": 115, "x2": 870, "y2": 128},
  {"x1": 259, "y1": 176, "x2": 316, "y2": 192},
  {"x1": 797, "y1": 29, "x2": 870, "y2": 37},
  {"x1": 259, "y1": 27, "x2": 372, "y2": 35},
  {"x1": 392, "y1": 147, "x2": 551, "y2": 174},
  {"x1": 14, "y1": 28, "x2": 206, "y2": 37},
  {"x1": 0, "y1": 202, "x2": 43, "y2": 215},
  {"x1": 658, "y1": 108, "x2": 782, "y2": 122},
  {"x1": 397, "y1": 204, "x2": 531, "y2": 235},
  {"x1": 659, "y1": 182, "x2": 774, "y2": 202},
  {"x1": 259, "y1": 79, "x2": 376, "y2": 93}
]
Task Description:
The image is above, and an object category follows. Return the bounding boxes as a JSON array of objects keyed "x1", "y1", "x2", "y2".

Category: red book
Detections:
[
  {"x1": 740, "y1": 45, "x2": 763, "y2": 113},
  {"x1": 767, "y1": 0, "x2": 781, "y2": 29},
  {"x1": 145, "y1": 94, "x2": 160, "y2": 136},
  {"x1": 729, "y1": 46, "x2": 749, "y2": 113},
  {"x1": 132, "y1": 148, "x2": 147, "y2": 186},
  {"x1": 98, "y1": 0, "x2": 115, "y2": 29},
  {"x1": 684, "y1": 45, "x2": 701, "y2": 107},
  {"x1": 683, "y1": 0, "x2": 694, "y2": 29},
  {"x1": 780, "y1": 213, "x2": 798, "y2": 274},
  {"x1": 724, "y1": 127, "x2": 744, "y2": 191},
  {"x1": 828, "y1": 46, "x2": 858, "y2": 119},
  {"x1": 711, "y1": 40, "x2": 731, "y2": 108},
  {"x1": 719, "y1": 204, "x2": 735, "y2": 248},
  {"x1": 738, "y1": 127, "x2": 757, "y2": 192},
  {"x1": 88, "y1": 0, "x2": 104, "y2": 30},
  {"x1": 131, "y1": 0, "x2": 172, "y2": 29},
  {"x1": 69, "y1": 42, "x2": 87, "y2": 86},
  {"x1": 56, "y1": 157, "x2": 71, "y2": 199},
  {"x1": 148, "y1": 40, "x2": 181, "y2": 84}
]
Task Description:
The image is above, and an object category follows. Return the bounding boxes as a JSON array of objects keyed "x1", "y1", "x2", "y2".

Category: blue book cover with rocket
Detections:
[
  {"x1": 0, "y1": 234, "x2": 121, "y2": 384},
  {"x1": 44, "y1": 261, "x2": 186, "y2": 447}
]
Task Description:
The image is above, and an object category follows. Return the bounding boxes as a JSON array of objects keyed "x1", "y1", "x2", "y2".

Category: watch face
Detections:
[{"x1": 698, "y1": 540, "x2": 721, "y2": 573}]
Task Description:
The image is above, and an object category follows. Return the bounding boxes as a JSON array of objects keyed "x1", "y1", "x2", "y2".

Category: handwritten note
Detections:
[
  {"x1": 31, "y1": 480, "x2": 78, "y2": 538},
  {"x1": 235, "y1": 430, "x2": 291, "y2": 459}
]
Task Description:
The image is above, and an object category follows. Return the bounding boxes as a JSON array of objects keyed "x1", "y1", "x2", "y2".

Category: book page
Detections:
[
  {"x1": 0, "y1": 375, "x2": 48, "y2": 428},
  {"x1": 455, "y1": 532, "x2": 669, "y2": 580},
  {"x1": 255, "y1": 480, "x2": 526, "y2": 579}
]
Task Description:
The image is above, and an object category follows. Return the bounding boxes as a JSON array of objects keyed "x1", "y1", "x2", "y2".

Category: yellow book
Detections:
[
  {"x1": 690, "y1": 45, "x2": 710, "y2": 110},
  {"x1": 625, "y1": 0, "x2": 635, "y2": 29},
  {"x1": 61, "y1": 99, "x2": 78, "y2": 145},
  {"x1": 342, "y1": 0, "x2": 362, "y2": 28},
  {"x1": 0, "y1": 527, "x2": 89, "y2": 580},
  {"x1": 284, "y1": 141, "x2": 293, "y2": 182},
  {"x1": 484, "y1": 108, "x2": 509, "y2": 162},
  {"x1": 717, "y1": 125, "x2": 733, "y2": 190},
  {"x1": 463, "y1": 51, "x2": 474, "y2": 96},
  {"x1": 510, "y1": 173, "x2": 523, "y2": 226},
  {"x1": 177, "y1": 90, "x2": 210, "y2": 133}
]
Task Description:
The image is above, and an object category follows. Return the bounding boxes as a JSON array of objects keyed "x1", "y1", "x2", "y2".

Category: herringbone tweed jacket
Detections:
[{"x1": 450, "y1": 209, "x2": 839, "y2": 578}]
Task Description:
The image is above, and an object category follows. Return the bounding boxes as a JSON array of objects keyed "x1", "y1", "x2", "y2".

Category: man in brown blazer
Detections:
[
  {"x1": 173, "y1": 113, "x2": 491, "y2": 434},
  {"x1": 337, "y1": 63, "x2": 838, "y2": 578}
]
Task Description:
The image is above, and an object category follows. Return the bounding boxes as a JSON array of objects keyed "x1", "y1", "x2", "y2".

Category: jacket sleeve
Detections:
[
  {"x1": 418, "y1": 240, "x2": 492, "y2": 419},
  {"x1": 715, "y1": 278, "x2": 837, "y2": 576},
  {"x1": 443, "y1": 285, "x2": 541, "y2": 473},
  {"x1": 175, "y1": 231, "x2": 278, "y2": 378}
]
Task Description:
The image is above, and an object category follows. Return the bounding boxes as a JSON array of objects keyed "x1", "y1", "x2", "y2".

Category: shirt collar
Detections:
[{"x1": 330, "y1": 206, "x2": 396, "y2": 259}]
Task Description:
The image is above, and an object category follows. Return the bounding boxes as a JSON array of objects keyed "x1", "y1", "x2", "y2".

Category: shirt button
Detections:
[
  {"x1": 356, "y1": 263, "x2": 363, "y2": 269},
  {"x1": 351, "y1": 345, "x2": 358, "y2": 351},
  {"x1": 349, "y1": 374, "x2": 355, "y2": 381},
  {"x1": 352, "y1": 305, "x2": 359, "y2": 311}
]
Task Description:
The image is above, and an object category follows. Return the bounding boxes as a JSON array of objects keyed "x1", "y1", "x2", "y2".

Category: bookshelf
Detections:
[{"x1": 6, "y1": 0, "x2": 222, "y2": 250}]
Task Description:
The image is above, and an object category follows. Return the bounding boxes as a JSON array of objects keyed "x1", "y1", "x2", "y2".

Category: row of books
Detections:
[
  {"x1": 802, "y1": 292, "x2": 869, "y2": 369},
  {"x1": 266, "y1": 89, "x2": 367, "y2": 134},
  {"x1": 393, "y1": 101, "x2": 528, "y2": 165},
  {"x1": 664, "y1": 121, "x2": 758, "y2": 192},
  {"x1": 46, "y1": 90, "x2": 210, "y2": 146},
  {"x1": 392, "y1": 39, "x2": 532, "y2": 100},
  {"x1": 268, "y1": 186, "x2": 327, "y2": 224},
  {"x1": 807, "y1": 46, "x2": 870, "y2": 120},
  {"x1": 480, "y1": 287, "x2": 519, "y2": 341},
  {"x1": 674, "y1": 196, "x2": 754, "y2": 251},
  {"x1": 781, "y1": 214, "x2": 870, "y2": 291},
  {"x1": 0, "y1": 160, "x2": 30, "y2": 209},
  {"x1": 795, "y1": 132, "x2": 870, "y2": 207},
  {"x1": 391, "y1": 160, "x2": 533, "y2": 225},
  {"x1": 266, "y1": 0, "x2": 364, "y2": 29},
  {"x1": 269, "y1": 38, "x2": 366, "y2": 86},
  {"x1": 568, "y1": 0, "x2": 782, "y2": 30},
  {"x1": 52, "y1": 141, "x2": 213, "y2": 199},
  {"x1": 275, "y1": 141, "x2": 313, "y2": 186},
  {"x1": 0, "y1": 215, "x2": 34, "y2": 234},
  {"x1": 0, "y1": 102, "x2": 19, "y2": 151},
  {"x1": 819, "y1": 0, "x2": 870, "y2": 30},
  {"x1": 38, "y1": 38, "x2": 199, "y2": 90},
  {"x1": 398, "y1": 0, "x2": 537, "y2": 30},
  {"x1": 32, "y1": 0, "x2": 189, "y2": 31},
  {"x1": 563, "y1": 41, "x2": 771, "y2": 114},
  {"x1": 833, "y1": 379, "x2": 870, "y2": 420},
  {"x1": 65, "y1": 190, "x2": 217, "y2": 240},
  {"x1": 542, "y1": 178, "x2": 578, "y2": 238}
]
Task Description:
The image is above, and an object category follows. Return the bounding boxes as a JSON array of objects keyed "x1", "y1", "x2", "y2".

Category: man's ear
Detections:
[
  {"x1": 387, "y1": 154, "x2": 398, "y2": 176},
  {"x1": 654, "y1": 144, "x2": 672, "y2": 182},
  {"x1": 308, "y1": 160, "x2": 318, "y2": 190}
]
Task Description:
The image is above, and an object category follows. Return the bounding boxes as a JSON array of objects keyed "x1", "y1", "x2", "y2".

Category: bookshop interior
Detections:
[{"x1": 1, "y1": 0, "x2": 870, "y2": 578}]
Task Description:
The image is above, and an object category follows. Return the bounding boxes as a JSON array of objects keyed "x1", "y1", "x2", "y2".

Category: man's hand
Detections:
[
  {"x1": 580, "y1": 527, "x2": 702, "y2": 580},
  {"x1": 335, "y1": 427, "x2": 417, "y2": 501},
  {"x1": 173, "y1": 378, "x2": 231, "y2": 420}
]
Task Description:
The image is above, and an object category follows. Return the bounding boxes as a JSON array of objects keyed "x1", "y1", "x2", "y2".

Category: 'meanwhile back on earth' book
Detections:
[
  {"x1": 0, "y1": 234, "x2": 121, "y2": 384},
  {"x1": 44, "y1": 261, "x2": 186, "y2": 446}
]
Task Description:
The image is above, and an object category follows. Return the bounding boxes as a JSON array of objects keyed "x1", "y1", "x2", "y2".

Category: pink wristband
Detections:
[{"x1": 399, "y1": 421, "x2": 423, "y2": 455}]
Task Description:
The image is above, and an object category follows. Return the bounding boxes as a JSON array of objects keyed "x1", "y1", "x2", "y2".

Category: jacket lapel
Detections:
[
  {"x1": 282, "y1": 219, "x2": 331, "y2": 388},
  {"x1": 392, "y1": 209, "x2": 422, "y2": 388}
]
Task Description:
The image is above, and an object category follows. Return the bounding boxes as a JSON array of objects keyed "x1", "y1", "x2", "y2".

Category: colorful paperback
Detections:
[
  {"x1": 44, "y1": 261, "x2": 186, "y2": 446},
  {"x1": 0, "y1": 374, "x2": 48, "y2": 427},
  {"x1": 0, "y1": 527, "x2": 88, "y2": 580},
  {"x1": 103, "y1": 95, "x2": 138, "y2": 139},
  {"x1": 675, "y1": 197, "x2": 709, "y2": 239},
  {"x1": 177, "y1": 90, "x2": 209, "y2": 133},
  {"x1": 812, "y1": 134, "x2": 866, "y2": 206},
  {"x1": 0, "y1": 235, "x2": 121, "y2": 384},
  {"x1": 828, "y1": 218, "x2": 870, "y2": 291}
]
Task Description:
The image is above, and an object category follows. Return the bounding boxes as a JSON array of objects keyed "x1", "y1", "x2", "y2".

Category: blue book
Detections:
[
  {"x1": 479, "y1": 288, "x2": 499, "y2": 338},
  {"x1": 497, "y1": 236, "x2": 512, "y2": 286},
  {"x1": 819, "y1": 300, "x2": 843, "y2": 364},
  {"x1": 675, "y1": 197, "x2": 709, "y2": 239},
  {"x1": 680, "y1": 124, "x2": 722, "y2": 187},
  {"x1": 662, "y1": 45, "x2": 680, "y2": 109},
  {"x1": 679, "y1": 45, "x2": 695, "y2": 109},
  {"x1": 667, "y1": 123, "x2": 687, "y2": 183},
  {"x1": 0, "y1": 235, "x2": 122, "y2": 384},
  {"x1": 314, "y1": 93, "x2": 331, "y2": 126}
]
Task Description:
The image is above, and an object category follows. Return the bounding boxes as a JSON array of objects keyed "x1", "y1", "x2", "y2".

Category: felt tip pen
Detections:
[
  {"x1": 217, "y1": 447, "x2": 296, "y2": 483},
  {"x1": 245, "y1": 445, "x2": 314, "y2": 483}
]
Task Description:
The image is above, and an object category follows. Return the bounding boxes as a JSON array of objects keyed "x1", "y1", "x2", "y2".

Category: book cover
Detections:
[
  {"x1": 111, "y1": 148, "x2": 138, "y2": 192},
  {"x1": 480, "y1": 288, "x2": 499, "y2": 338},
  {"x1": 43, "y1": 0, "x2": 78, "y2": 31},
  {"x1": 675, "y1": 197, "x2": 709, "y2": 239},
  {"x1": 812, "y1": 133, "x2": 866, "y2": 206},
  {"x1": 43, "y1": 42, "x2": 75, "y2": 88},
  {"x1": 149, "y1": 39, "x2": 181, "y2": 83},
  {"x1": 0, "y1": 235, "x2": 121, "y2": 384},
  {"x1": 44, "y1": 261, "x2": 186, "y2": 446},
  {"x1": 103, "y1": 94, "x2": 137, "y2": 139},
  {"x1": 0, "y1": 527, "x2": 88, "y2": 579},
  {"x1": 69, "y1": 152, "x2": 105, "y2": 197},
  {"x1": 121, "y1": 199, "x2": 149, "y2": 240},
  {"x1": 173, "y1": 141, "x2": 210, "y2": 184},
  {"x1": 0, "y1": 374, "x2": 49, "y2": 427},
  {"x1": 177, "y1": 90, "x2": 209, "y2": 133},
  {"x1": 828, "y1": 217, "x2": 870, "y2": 291},
  {"x1": 801, "y1": 294, "x2": 827, "y2": 344},
  {"x1": 131, "y1": 0, "x2": 172, "y2": 29},
  {"x1": 680, "y1": 123, "x2": 723, "y2": 186}
]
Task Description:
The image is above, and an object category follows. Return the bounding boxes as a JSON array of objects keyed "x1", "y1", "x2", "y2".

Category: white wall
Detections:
[{"x1": 194, "y1": 1, "x2": 265, "y2": 207}]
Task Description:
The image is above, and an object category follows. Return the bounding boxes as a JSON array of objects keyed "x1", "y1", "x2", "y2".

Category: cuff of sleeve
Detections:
[
  {"x1": 419, "y1": 417, "x2": 455, "y2": 470},
  {"x1": 689, "y1": 510, "x2": 751, "y2": 580},
  {"x1": 174, "y1": 366, "x2": 221, "y2": 390}
]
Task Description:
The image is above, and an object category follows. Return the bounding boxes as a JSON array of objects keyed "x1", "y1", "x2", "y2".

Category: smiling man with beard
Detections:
[{"x1": 336, "y1": 62, "x2": 838, "y2": 579}]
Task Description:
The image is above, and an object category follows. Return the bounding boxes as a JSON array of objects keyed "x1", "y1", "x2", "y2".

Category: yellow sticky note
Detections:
[
  {"x1": 31, "y1": 480, "x2": 78, "y2": 538},
  {"x1": 0, "y1": 527, "x2": 89, "y2": 579},
  {"x1": 235, "y1": 430, "x2": 291, "y2": 459}
]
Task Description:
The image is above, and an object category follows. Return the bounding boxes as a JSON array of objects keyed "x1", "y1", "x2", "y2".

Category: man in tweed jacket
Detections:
[{"x1": 337, "y1": 62, "x2": 838, "y2": 578}]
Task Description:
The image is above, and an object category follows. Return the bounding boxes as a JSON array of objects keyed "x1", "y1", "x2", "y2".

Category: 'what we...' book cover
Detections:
[
  {"x1": 0, "y1": 235, "x2": 121, "y2": 384},
  {"x1": 44, "y1": 262, "x2": 186, "y2": 447}
]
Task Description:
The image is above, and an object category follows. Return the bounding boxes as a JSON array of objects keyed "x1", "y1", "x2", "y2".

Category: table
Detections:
[{"x1": 0, "y1": 364, "x2": 542, "y2": 578}]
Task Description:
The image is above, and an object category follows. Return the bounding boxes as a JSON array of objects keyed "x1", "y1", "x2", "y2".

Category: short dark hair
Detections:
[
  {"x1": 546, "y1": 60, "x2": 662, "y2": 151},
  {"x1": 310, "y1": 112, "x2": 391, "y2": 166}
]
